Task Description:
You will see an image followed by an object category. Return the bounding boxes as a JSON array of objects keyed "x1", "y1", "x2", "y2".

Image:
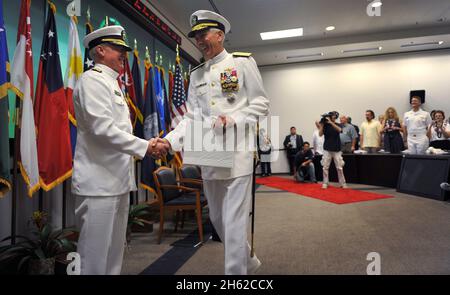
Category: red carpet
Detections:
[{"x1": 256, "y1": 176, "x2": 394, "y2": 204}]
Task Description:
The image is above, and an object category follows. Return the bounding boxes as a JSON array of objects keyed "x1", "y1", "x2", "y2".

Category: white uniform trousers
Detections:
[
  {"x1": 203, "y1": 175, "x2": 260, "y2": 275},
  {"x1": 321, "y1": 150, "x2": 346, "y2": 186},
  {"x1": 75, "y1": 194, "x2": 129, "y2": 275},
  {"x1": 407, "y1": 133, "x2": 429, "y2": 154}
]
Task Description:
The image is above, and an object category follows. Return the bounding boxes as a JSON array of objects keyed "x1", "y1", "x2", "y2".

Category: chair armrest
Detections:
[
  {"x1": 159, "y1": 184, "x2": 200, "y2": 193},
  {"x1": 179, "y1": 179, "x2": 203, "y2": 187}
]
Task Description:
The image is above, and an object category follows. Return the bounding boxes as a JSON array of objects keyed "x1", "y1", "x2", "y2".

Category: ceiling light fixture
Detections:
[
  {"x1": 326, "y1": 26, "x2": 335, "y2": 31},
  {"x1": 286, "y1": 53, "x2": 324, "y2": 59},
  {"x1": 401, "y1": 41, "x2": 444, "y2": 48},
  {"x1": 342, "y1": 47, "x2": 382, "y2": 53},
  {"x1": 260, "y1": 28, "x2": 303, "y2": 40},
  {"x1": 371, "y1": 1, "x2": 382, "y2": 8}
]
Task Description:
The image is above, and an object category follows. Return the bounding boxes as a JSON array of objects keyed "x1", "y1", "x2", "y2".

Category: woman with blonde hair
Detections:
[{"x1": 381, "y1": 107, "x2": 404, "y2": 153}]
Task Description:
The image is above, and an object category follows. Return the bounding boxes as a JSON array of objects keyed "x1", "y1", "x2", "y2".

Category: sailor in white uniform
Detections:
[
  {"x1": 72, "y1": 25, "x2": 160, "y2": 275},
  {"x1": 160, "y1": 10, "x2": 270, "y2": 275},
  {"x1": 403, "y1": 96, "x2": 432, "y2": 154}
]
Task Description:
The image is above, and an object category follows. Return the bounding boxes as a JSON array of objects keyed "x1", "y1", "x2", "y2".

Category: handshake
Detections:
[{"x1": 146, "y1": 138, "x2": 171, "y2": 159}]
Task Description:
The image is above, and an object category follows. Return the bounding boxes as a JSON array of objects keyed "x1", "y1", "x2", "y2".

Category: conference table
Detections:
[
  {"x1": 313, "y1": 153, "x2": 403, "y2": 188},
  {"x1": 312, "y1": 153, "x2": 450, "y2": 200}
]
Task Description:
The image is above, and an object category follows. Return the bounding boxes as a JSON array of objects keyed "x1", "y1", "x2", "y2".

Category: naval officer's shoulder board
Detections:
[
  {"x1": 91, "y1": 67, "x2": 103, "y2": 73},
  {"x1": 232, "y1": 52, "x2": 252, "y2": 58}
]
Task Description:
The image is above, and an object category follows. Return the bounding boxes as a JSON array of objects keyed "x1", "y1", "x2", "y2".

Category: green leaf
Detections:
[
  {"x1": 17, "y1": 256, "x2": 31, "y2": 272},
  {"x1": 40, "y1": 224, "x2": 51, "y2": 241},
  {"x1": 33, "y1": 248, "x2": 46, "y2": 259}
]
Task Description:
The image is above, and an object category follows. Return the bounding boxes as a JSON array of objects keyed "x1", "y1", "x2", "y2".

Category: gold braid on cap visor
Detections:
[{"x1": 191, "y1": 22, "x2": 219, "y2": 31}]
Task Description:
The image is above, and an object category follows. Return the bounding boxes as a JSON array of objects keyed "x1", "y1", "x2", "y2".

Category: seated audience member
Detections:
[
  {"x1": 339, "y1": 115, "x2": 357, "y2": 153},
  {"x1": 428, "y1": 110, "x2": 450, "y2": 149},
  {"x1": 381, "y1": 107, "x2": 404, "y2": 153},
  {"x1": 402, "y1": 96, "x2": 432, "y2": 154},
  {"x1": 360, "y1": 110, "x2": 382, "y2": 153},
  {"x1": 312, "y1": 122, "x2": 325, "y2": 155},
  {"x1": 258, "y1": 128, "x2": 272, "y2": 177},
  {"x1": 347, "y1": 117, "x2": 360, "y2": 150},
  {"x1": 283, "y1": 127, "x2": 304, "y2": 175},
  {"x1": 294, "y1": 142, "x2": 316, "y2": 183}
]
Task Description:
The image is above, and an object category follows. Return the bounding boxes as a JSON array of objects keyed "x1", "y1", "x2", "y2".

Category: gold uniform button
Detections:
[
  {"x1": 211, "y1": 101, "x2": 216, "y2": 106},
  {"x1": 211, "y1": 82, "x2": 215, "y2": 87}
]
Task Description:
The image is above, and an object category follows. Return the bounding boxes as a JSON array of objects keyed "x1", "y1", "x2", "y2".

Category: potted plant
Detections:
[
  {"x1": 127, "y1": 203, "x2": 152, "y2": 244},
  {"x1": 0, "y1": 211, "x2": 77, "y2": 275}
]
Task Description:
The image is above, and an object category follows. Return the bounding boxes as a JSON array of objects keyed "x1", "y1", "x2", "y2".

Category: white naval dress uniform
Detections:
[
  {"x1": 72, "y1": 63, "x2": 149, "y2": 275},
  {"x1": 165, "y1": 49, "x2": 269, "y2": 275},
  {"x1": 403, "y1": 108, "x2": 432, "y2": 154}
]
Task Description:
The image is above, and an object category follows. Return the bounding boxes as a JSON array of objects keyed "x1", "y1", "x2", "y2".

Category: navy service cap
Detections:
[
  {"x1": 188, "y1": 10, "x2": 231, "y2": 38},
  {"x1": 83, "y1": 25, "x2": 132, "y2": 51}
]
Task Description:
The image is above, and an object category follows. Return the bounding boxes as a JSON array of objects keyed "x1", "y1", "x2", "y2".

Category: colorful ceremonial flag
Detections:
[
  {"x1": 64, "y1": 16, "x2": 83, "y2": 159},
  {"x1": 159, "y1": 67, "x2": 172, "y2": 134},
  {"x1": 140, "y1": 59, "x2": 160, "y2": 193},
  {"x1": 34, "y1": 2, "x2": 72, "y2": 191},
  {"x1": 10, "y1": 0, "x2": 40, "y2": 196},
  {"x1": 131, "y1": 49, "x2": 144, "y2": 138},
  {"x1": 168, "y1": 67, "x2": 174, "y2": 106},
  {"x1": 171, "y1": 57, "x2": 187, "y2": 128},
  {"x1": 153, "y1": 66, "x2": 166, "y2": 136},
  {"x1": 118, "y1": 53, "x2": 139, "y2": 128},
  {"x1": 0, "y1": 0, "x2": 11, "y2": 197}
]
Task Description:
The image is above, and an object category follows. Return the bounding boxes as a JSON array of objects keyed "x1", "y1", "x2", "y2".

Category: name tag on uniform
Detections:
[{"x1": 196, "y1": 82, "x2": 207, "y2": 88}]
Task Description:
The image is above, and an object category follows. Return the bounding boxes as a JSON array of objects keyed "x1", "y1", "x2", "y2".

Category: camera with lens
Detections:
[{"x1": 319, "y1": 111, "x2": 339, "y2": 124}]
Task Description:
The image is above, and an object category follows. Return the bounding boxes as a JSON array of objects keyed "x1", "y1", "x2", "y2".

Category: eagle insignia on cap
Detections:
[{"x1": 191, "y1": 15, "x2": 198, "y2": 27}]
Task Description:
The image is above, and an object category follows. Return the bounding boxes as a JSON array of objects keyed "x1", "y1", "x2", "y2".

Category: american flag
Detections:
[{"x1": 171, "y1": 58, "x2": 187, "y2": 128}]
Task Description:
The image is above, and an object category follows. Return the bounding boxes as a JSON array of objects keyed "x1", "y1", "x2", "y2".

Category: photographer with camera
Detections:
[
  {"x1": 283, "y1": 127, "x2": 304, "y2": 175},
  {"x1": 317, "y1": 111, "x2": 347, "y2": 189}
]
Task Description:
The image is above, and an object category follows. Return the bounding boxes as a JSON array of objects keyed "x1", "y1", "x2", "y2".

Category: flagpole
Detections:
[{"x1": 11, "y1": 98, "x2": 22, "y2": 245}]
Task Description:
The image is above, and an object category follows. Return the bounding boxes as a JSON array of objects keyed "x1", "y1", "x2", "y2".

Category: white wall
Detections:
[{"x1": 260, "y1": 49, "x2": 450, "y2": 149}]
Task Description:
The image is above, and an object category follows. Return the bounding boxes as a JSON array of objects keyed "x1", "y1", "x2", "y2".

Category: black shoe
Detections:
[
  {"x1": 261, "y1": 174, "x2": 266, "y2": 177},
  {"x1": 267, "y1": 173, "x2": 272, "y2": 176},
  {"x1": 441, "y1": 182, "x2": 450, "y2": 191}
]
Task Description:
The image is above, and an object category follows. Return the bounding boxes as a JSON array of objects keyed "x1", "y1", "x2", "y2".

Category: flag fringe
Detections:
[
  {"x1": 39, "y1": 169, "x2": 72, "y2": 192},
  {"x1": 0, "y1": 178, "x2": 12, "y2": 197},
  {"x1": 18, "y1": 162, "x2": 41, "y2": 197},
  {"x1": 139, "y1": 183, "x2": 157, "y2": 195}
]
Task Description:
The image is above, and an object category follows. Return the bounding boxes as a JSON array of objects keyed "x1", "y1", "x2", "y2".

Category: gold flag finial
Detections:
[{"x1": 134, "y1": 39, "x2": 138, "y2": 51}]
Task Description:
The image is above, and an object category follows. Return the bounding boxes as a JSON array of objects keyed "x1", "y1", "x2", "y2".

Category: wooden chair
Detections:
[
  {"x1": 178, "y1": 165, "x2": 203, "y2": 190},
  {"x1": 153, "y1": 167, "x2": 207, "y2": 244}
]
